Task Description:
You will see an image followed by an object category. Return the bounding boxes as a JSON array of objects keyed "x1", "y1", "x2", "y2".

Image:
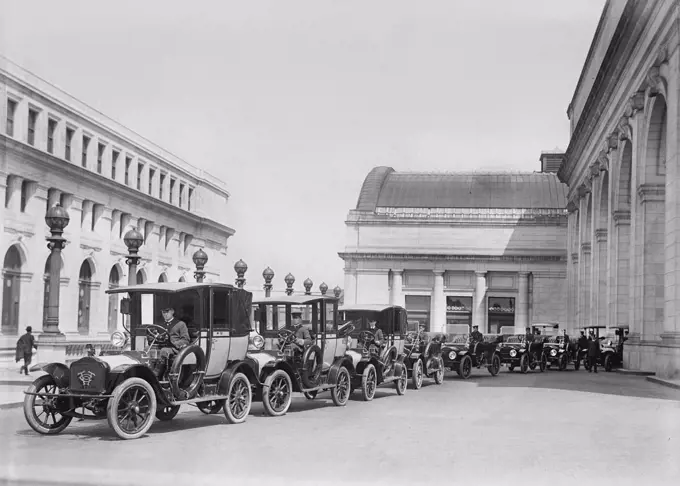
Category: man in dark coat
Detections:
[
  {"x1": 469, "y1": 325, "x2": 484, "y2": 359},
  {"x1": 587, "y1": 332, "x2": 600, "y2": 373},
  {"x1": 154, "y1": 306, "x2": 191, "y2": 378},
  {"x1": 286, "y1": 310, "x2": 313, "y2": 350},
  {"x1": 15, "y1": 326, "x2": 36, "y2": 375}
]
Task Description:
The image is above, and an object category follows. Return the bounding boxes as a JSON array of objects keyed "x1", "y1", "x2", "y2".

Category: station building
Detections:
[
  {"x1": 0, "y1": 59, "x2": 235, "y2": 354},
  {"x1": 558, "y1": 0, "x2": 680, "y2": 378},
  {"x1": 339, "y1": 156, "x2": 568, "y2": 336}
]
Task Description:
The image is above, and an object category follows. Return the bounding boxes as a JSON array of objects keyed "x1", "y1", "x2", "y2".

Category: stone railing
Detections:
[{"x1": 375, "y1": 207, "x2": 567, "y2": 219}]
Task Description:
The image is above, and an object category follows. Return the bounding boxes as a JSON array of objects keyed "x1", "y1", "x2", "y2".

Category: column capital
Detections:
[
  {"x1": 571, "y1": 253, "x2": 579, "y2": 263},
  {"x1": 518, "y1": 271, "x2": 530, "y2": 278},
  {"x1": 391, "y1": 268, "x2": 404, "y2": 275},
  {"x1": 474, "y1": 271, "x2": 487, "y2": 278},
  {"x1": 581, "y1": 242, "x2": 592, "y2": 253},
  {"x1": 595, "y1": 228, "x2": 608, "y2": 242},
  {"x1": 612, "y1": 210, "x2": 631, "y2": 226},
  {"x1": 433, "y1": 269, "x2": 445, "y2": 277}
]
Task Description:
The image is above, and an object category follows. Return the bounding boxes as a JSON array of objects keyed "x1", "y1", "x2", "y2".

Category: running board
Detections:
[{"x1": 168, "y1": 394, "x2": 228, "y2": 406}]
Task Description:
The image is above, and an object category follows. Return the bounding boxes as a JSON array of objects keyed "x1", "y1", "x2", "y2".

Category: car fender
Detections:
[
  {"x1": 109, "y1": 364, "x2": 170, "y2": 405},
  {"x1": 329, "y1": 356, "x2": 355, "y2": 383},
  {"x1": 394, "y1": 359, "x2": 406, "y2": 378},
  {"x1": 36, "y1": 362, "x2": 70, "y2": 388},
  {"x1": 218, "y1": 361, "x2": 259, "y2": 395},
  {"x1": 260, "y1": 360, "x2": 301, "y2": 392}
]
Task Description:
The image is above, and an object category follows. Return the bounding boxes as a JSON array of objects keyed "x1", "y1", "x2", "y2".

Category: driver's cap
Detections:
[
  {"x1": 161, "y1": 306, "x2": 174, "y2": 312},
  {"x1": 291, "y1": 310, "x2": 302, "y2": 317}
]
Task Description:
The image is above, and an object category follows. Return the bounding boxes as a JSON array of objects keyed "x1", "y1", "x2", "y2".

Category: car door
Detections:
[{"x1": 205, "y1": 289, "x2": 231, "y2": 378}]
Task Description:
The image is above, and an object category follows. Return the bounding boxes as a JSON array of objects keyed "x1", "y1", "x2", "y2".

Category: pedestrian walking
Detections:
[
  {"x1": 15, "y1": 326, "x2": 36, "y2": 375},
  {"x1": 587, "y1": 332, "x2": 600, "y2": 373}
]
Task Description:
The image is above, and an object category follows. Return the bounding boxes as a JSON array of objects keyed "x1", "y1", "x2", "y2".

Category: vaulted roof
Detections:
[{"x1": 355, "y1": 167, "x2": 568, "y2": 211}]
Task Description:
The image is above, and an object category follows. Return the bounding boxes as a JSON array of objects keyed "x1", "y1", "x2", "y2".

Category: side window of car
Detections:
[
  {"x1": 325, "y1": 301, "x2": 337, "y2": 333},
  {"x1": 230, "y1": 289, "x2": 252, "y2": 336},
  {"x1": 212, "y1": 289, "x2": 229, "y2": 330},
  {"x1": 399, "y1": 310, "x2": 407, "y2": 336}
]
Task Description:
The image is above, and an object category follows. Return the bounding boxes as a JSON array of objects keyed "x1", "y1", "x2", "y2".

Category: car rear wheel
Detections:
[
  {"x1": 519, "y1": 353, "x2": 529, "y2": 374},
  {"x1": 331, "y1": 367, "x2": 351, "y2": 406},
  {"x1": 155, "y1": 405, "x2": 180, "y2": 421},
  {"x1": 223, "y1": 372, "x2": 251, "y2": 424},
  {"x1": 558, "y1": 354, "x2": 567, "y2": 371},
  {"x1": 395, "y1": 365, "x2": 407, "y2": 395},
  {"x1": 604, "y1": 354, "x2": 613, "y2": 372},
  {"x1": 361, "y1": 364, "x2": 377, "y2": 401},
  {"x1": 24, "y1": 374, "x2": 73, "y2": 435},
  {"x1": 488, "y1": 354, "x2": 501, "y2": 376},
  {"x1": 458, "y1": 355, "x2": 472, "y2": 380},
  {"x1": 197, "y1": 400, "x2": 223, "y2": 415},
  {"x1": 539, "y1": 353, "x2": 547, "y2": 372},
  {"x1": 412, "y1": 359, "x2": 424, "y2": 389},
  {"x1": 434, "y1": 358, "x2": 444, "y2": 384},
  {"x1": 107, "y1": 377, "x2": 157, "y2": 440},
  {"x1": 263, "y1": 369, "x2": 293, "y2": 417}
]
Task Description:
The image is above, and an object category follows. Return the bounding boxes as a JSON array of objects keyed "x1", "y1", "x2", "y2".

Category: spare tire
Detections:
[
  {"x1": 169, "y1": 344, "x2": 206, "y2": 400},
  {"x1": 301, "y1": 345, "x2": 323, "y2": 388}
]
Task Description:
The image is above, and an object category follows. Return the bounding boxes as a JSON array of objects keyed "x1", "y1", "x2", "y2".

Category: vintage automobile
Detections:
[
  {"x1": 441, "y1": 332, "x2": 502, "y2": 379},
  {"x1": 497, "y1": 333, "x2": 547, "y2": 373},
  {"x1": 246, "y1": 295, "x2": 355, "y2": 415},
  {"x1": 599, "y1": 325, "x2": 628, "y2": 372},
  {"x1": 23, "y1": 282, "x2": 257, "y2": 440},
  {"x1": 528, "y1": 323, "x2": 567, "y2": 371},
  {"x1": 581, "y1": 325, "x2": 609, "y2": 371},
  {"x1": 403, "y1": 330, "x2": 445, "y2": 389},
  {"x1": 338, "y1": 304, "x2": 409, "y2": 400}
]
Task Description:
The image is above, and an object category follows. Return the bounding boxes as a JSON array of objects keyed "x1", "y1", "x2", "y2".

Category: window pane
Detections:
[{"x1": 212, "y1": 289, "x2": 229, "y2": 330}]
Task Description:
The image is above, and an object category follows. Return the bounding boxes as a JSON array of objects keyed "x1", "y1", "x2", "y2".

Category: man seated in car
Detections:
[
  {"x1": 469, "y1": 325, "x2": 484, "y2": 358},
  {"x1": 285, "y1": 310, "x2": 313, "y2": 354},
  {"x1": 154, "y1": 306, "x2": 191, "y2": 378},
  {"x1": 366, "y1": 318, "x2": 384, "y2": 348}
]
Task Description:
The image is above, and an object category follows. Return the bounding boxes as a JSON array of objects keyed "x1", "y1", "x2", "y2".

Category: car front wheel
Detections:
[
  {"x1": 519, "y1": 353, "x2": 529, "y2": 374},
  {"x1": 412, "y1": 359, "x2": 424, "y2": 390},
  {"x1": 488, "y1": 354, "x2": 501, "y2": 376},
  {"x1": 24, "y1": 374, "x2": 73, "y2": 435},
  {"x1": 331, "y1": 367, "x2": 351, "y2": 406},
  {"x1": 458, "y1": 355, "x2": 472, "y2": 380},
  {"x1": 223, "y1": 372, "x2": 252, "y2": 424},
  {"x1": 107, "y1": 377, "x2": 157, "y2": 440},
  {"x1": 434, "y1": 358, "x2": 444, "y2": 384},
  {"x1": 604, "y1": 354, "x2": 613, "y2": 372},
  {"x1": 263, "y1": 369, "x2": 293, "y2": 417},
  {"x1": 361, "y1": 364, "x2": 377, "y2": 401},
  {"x1": 395, "y1": 365, "x2": 407, "y2": 395}
]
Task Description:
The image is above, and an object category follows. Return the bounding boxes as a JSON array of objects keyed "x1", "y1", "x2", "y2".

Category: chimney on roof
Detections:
[{"x1": 539, "y1": 150, "x2": 564, "y2": 174}]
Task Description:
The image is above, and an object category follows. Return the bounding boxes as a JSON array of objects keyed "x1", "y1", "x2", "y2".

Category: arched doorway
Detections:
[
  {"x1": 2, "y1": 245, "x2": 22, "y2": 334},
  {"x1": 158, "y1": 273, "x2": 167, "y2": 283},
  {"x1": 136, "y1": 270, "x2": 145, "y2": 285},
  {"x1": 78, "y1": 260, "x2": 94, "y2": 334},
  {"x1": 179, "y1": 276, "x2": 186, "y2": 283},
  {"x1": 108, "y1": 266, "x2": 120, "y2": 333}
]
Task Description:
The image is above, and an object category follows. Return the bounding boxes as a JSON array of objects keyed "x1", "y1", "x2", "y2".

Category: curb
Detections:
[
  {"x1": 0, "y1": 380, "x2": 31, "y2": 386},
  {"x1": 646, "y1": 376, "x2": 680, "y2": 390},
  {"x1": 0, "y1": 402, "x2": 22, "y2": 410},
  {"x1": 614, "y1": 368, "x2": 656, "y2": 376}
]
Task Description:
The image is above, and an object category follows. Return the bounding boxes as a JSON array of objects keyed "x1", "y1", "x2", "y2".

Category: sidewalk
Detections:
[
  {"x1": 646, "y1": 375, "x2": 680, "y2": 390},
  {"x1": 0, "y1": 368, "x2": 47, "y2": 409}
]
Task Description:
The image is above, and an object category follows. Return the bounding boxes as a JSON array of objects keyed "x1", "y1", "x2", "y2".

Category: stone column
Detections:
[
  {"x1": 343, "y1": 270, "x2": 357, "y2": 305},
  {"x1": 515, "y1": 272, "x2": 530, "y2": 334},
  {"x1": 595, "y1": 228, "x2": 608, "y2": 329},
  {"x1": 390, "y1": 270, "x2": 405, "y2": 308},
  {"x1": 611, "y1": 211, "x2": 631, "y2": 329},
  {"x1": 431, "y1": 270, "x2": 446, "y2": 333},
  {"x1": 5, "y1": 175, "x2": 23, "y2": 212},
  {"x1": 473, "y1": 271, "x2": 487, "y2": 331},
  {"x1": 589, "y1": 169, "x2": 601, "y2": 328}
]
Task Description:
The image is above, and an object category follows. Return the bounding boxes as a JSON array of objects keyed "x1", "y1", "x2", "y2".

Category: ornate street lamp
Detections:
[
  {"x1": 43, "y1": 204, "x2": 70, "y2": 334},
  {"x1": 303, "y1": 278, "x2": 313, "y2": 295},
  {"x1": 319, "y1": 282, "x2": 328, "y2": 295},
  {"x1": 284, "y1": 273, "x2": 295, "y2": 296},
  {"x1": 333, "y1": 286, "x2": 342, "y2": 298},
  {"x1": 262, "y1": 266, "x2": 274, "y2": 297},
  {"x1": 234, "y1": 259, "x2": 248, "y2": 289},
  {"x1": 123, "y1": 228, "x2": 144, "y2": 287},
  {"x1": 193, "y1": 248, "x2": 208, "y2": 283}
]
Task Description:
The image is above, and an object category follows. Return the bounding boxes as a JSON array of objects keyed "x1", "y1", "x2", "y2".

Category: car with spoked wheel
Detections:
[
  {"x1": 599, "y1": 325, "x2": 628, "y2": 372},
  {"x1": 497, "y1": 333, "x2": 546, "y2": 373},
  {"x1": 338, "y1": 304, "x2": 409, "y2": 400},
  {"x1": 245, "y1": 295, "x2": 355, "y2": 416},
  {"x1": 441, "y1": 332, "x2": 502, "y2": 379},
  {"x1": 403, "y1": 330, "x2": 445, "y2": 389},
  {"x1": 23, "y1": 282, "x2": 258, "y2": 440}
]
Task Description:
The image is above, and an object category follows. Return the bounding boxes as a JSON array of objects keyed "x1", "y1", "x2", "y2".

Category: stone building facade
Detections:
[
  {"x1": 340, "y1": 161, "x2": 568, "y2": 335},
  {"x1": 0, "y1": 59, "x2": 234, "y2": 351},
  {"x1": 558, "y1": 0, "x2": 680, "y2": 378}
]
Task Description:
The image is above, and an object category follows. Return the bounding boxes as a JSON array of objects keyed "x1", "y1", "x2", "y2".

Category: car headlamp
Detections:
[
  {"x1": 249, "y1": 333, "x2": 265, "y2": 351},
  {"x1": 509, "y1": 349, "x2": 517, "y2": 357},
  {"x1": 110, "y1": 331, "x2": 127, "y2": 348},
  {"x1": 550, "y1": 349, "x2": 557, "y2": 357},
  {"x1": 448, "y1": 351, "x2": 456, "y2": 360}
]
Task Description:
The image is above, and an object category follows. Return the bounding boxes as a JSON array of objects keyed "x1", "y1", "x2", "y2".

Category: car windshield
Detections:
[
  {"x1": 504, "y1": 335, "x2": 526, "y2": 344},
  {"x1": 444, "y1": 334, "x2": 469, "y2": 344},
  {"x1": 130, "y1": 290, "x2": 201, "y2": 331},
  {"x1": 256, "y1": 301, "x2": 337, "y2": 335},
  {"x1": 544, "y1": 336, "x2": 565, "y2": 344},
  {"x1": 339, "y1": 310, "x2": 391, "y2": 334}
]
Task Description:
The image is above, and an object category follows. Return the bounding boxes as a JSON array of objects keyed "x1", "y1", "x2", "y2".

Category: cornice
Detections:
[
  {"x1": 595, "y1": 228, "x2": 608, "y2": 243},
  {"x1": 570, "y1": 253, "x2": 579, "y2": 263},
  {"x1": 337, "y1": 252, "x2": 566, "y2": 263},
  {"x1": 612, "y1": 210, "x2": 631, "y2": 226},
  {"x1": 638, "y1": 183, "x2": 665, "y2": 203},
  {"x1": 580, "y1": 242, "x2": 592, "y2": 254}
]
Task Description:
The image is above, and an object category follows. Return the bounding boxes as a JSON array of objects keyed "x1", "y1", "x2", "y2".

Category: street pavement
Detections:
[{"x1": 0, "y1": 367, "x2": 679, "y2": 486}]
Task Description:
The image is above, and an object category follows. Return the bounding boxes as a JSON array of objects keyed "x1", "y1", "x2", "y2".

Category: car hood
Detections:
[{"x1": 91, "y1": 353, "x2": 141, "y2": 369}]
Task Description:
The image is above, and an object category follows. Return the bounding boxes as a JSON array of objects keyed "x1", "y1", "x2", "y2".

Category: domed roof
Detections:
[{"x1": 355, "y1": 167, "x2": 568, "y2": 211}]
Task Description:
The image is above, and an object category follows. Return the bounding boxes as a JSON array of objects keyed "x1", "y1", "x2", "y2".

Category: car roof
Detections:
[
  {"x1": 532, "y1": 322, "x2": 560, "y2": 328},
  {"x1": 252, "y1": 294, "x2": 339, "y2": 305},
  {"x1": 106, "y1": 282, "x2": 236, "y2": 294},
  {"x1": 339, "y1": 304, "x2": 403, "y2": 312}
]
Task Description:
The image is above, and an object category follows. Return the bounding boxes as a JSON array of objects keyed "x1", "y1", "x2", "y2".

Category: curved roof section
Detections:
[{"x1": 355, "y1": 168, "x2": 568, "y2": 210}]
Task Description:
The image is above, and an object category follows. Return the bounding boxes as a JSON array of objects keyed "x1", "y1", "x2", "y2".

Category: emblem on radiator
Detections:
[{"x1": 77, "y1": 370, "x2": 96, "y2": 388}]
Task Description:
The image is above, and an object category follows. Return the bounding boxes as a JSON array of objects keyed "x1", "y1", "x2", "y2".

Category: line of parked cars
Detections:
[{"x1": 21, "y1": 282, "x2": 628, "y2": 440}]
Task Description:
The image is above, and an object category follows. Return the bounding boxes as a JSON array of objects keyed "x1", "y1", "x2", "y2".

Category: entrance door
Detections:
[
  {"x1": 320, "y1": 301, "x2": 339, "y2": 369},
  {"x1": 78, "y1": 261, "x2": 93, "y2": 334},
  {"x1": 108, "y1": 266, "x2": 120, "y2": 333},
  {"x1": 488, "y1": 297, "x2": 515, "y2": 334},
  {"x1": 2, "y1": 246, "x2": 22, "y2": 335},
  {"x1": 206, "y1": 289, "x2": 231, "y2": 378}
]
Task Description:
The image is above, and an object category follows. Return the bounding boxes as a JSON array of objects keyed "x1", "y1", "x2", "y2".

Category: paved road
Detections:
[{"x1": 1, "y1": 368, "x2": 679, "y2": 486}]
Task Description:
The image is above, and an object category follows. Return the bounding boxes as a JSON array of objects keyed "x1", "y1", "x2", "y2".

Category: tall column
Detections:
[
  {"x1": 515, "y1": 272, "x2": 530, "y2": 334},
  {"x1": 611, "y1": 211, "x2": 631, "y2": 328},
  {"x1": 473, "y1": 271, "x2": 487, "y2": 332},
  {"x1": 431, "y1": 270, "x2": 446, "y2": 333},
  {"x1": 5, "y1": 175, "x2": 23, "y2": 212},
  {"x1": 343, "y1": 270, "x2": 357, "y2": 305},
  {"x1": 390, "y1": 270, "x2": 404, "y2": 308},
  {"x1": 589, "y1": 169, "x2": 601, "y2": 328},
  {"x1": 595, "y1": 229, "x2": 608, "y2": 329}
]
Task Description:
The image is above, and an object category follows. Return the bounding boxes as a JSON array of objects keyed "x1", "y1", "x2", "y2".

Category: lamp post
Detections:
[
  {"x1": 319, "y1": 282, "x2": 328, "y2": 295},
  {"x1": 123, "y1": 228, "x2": 144, "y2": 286},
  {"x1": 262, "y1": 266, "x2": 274, "y2": 297},
  {"x1": 284, "y1": 273, "x2": 295, "y2": 296},
  {"x1": 234, "y1": 259, "x2": 248, "y2": 289},
  {"x1": 303, "y1": 278, "x2": 313, "y2": 295},
  {"x1": 193, "y1": 248, "x2": 208, "y2": 283},
  {"x1": 333, "y1": 286, "x2": 342, "y2": 298},
  {"x1": 43, "y1": 204, "x2": 70, "y2": 334}
]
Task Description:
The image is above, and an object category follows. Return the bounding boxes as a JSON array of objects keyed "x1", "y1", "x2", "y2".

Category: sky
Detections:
[{"x1": 0, "y1": 0, "x2": 605, "y2": 292}]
